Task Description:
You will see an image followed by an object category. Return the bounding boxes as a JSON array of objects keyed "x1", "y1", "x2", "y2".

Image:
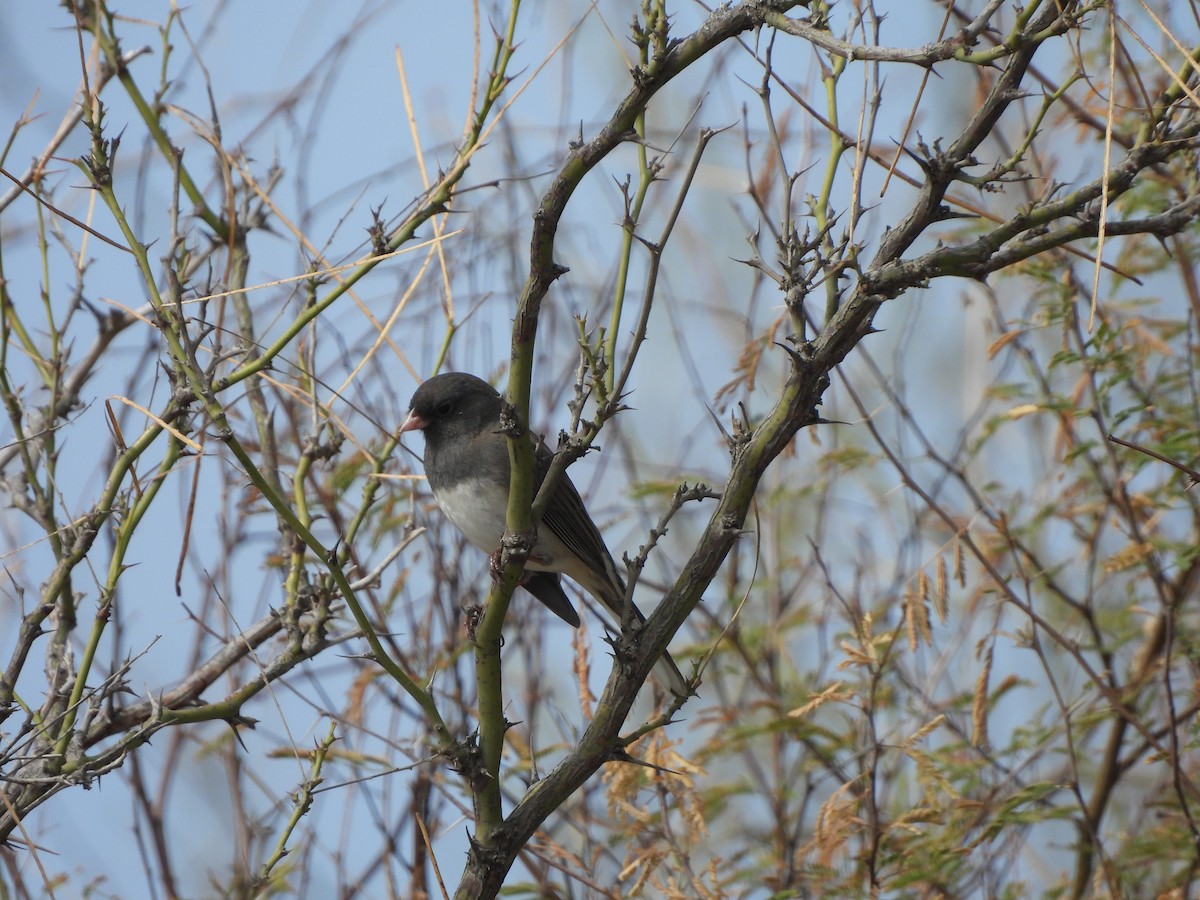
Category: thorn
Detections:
[
  {"x1": 608, "y1": 749, "x2": 683, "y2": 777},
  {"x1": 773, "y1": 340, "x2": 810, "y2": 366}
]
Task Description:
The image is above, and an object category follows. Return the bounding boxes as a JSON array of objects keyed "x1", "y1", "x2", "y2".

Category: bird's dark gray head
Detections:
[{"x1": 400, "y1": 372, "x2": 502, "y2": 442}]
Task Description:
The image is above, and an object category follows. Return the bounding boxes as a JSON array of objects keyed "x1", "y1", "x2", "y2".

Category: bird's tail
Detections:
[
  {"x1": 652, "y1": 649, "x2": 690, "y2": 699},
  {"x1": 590, "y1": 574, "x2": 689, "y2": 698}
]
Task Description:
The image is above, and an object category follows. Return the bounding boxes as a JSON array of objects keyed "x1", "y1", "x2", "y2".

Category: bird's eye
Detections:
[{"x1": 434, "y1": 400, "x2": 454, "y2": 417}]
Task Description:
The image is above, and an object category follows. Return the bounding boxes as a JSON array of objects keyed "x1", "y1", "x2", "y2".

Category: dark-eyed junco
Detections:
[{"x1": 400, "y1": 372, "x2": 688, "y2": 697}]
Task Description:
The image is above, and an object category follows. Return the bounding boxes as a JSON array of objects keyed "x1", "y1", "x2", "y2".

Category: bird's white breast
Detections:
[
  {"x1": 433, "y1": 477, "x2": 510, "y2": 553},
  {"x1": 433, "y1": 477, "x2": 566, "y2": 572}
]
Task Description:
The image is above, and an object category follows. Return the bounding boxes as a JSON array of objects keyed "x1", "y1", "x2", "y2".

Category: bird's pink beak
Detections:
[{"x1": 399, "y1": 410, "x2": 426, "y2": 433}]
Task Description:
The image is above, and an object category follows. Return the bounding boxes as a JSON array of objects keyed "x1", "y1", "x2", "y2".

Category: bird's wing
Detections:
[
  {"x1": 522, "y1": 571, "x2": 581, "y2": 627},
  {"x1": 535, "y1": 444, "x2": 689, "y2": 697},
  {"x1": 535, "y1": 444, "x2": 640, "y2": 621}
]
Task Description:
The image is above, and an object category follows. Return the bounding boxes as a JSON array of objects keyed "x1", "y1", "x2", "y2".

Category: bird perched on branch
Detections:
[{"x1": 401, "y1": 372, "x2": 688, "y2": 697}]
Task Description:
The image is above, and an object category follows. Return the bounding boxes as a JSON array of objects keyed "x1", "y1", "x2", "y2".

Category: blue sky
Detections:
[{"x1": 0, "y1": 1, "x2": 1140, "y2": 894}]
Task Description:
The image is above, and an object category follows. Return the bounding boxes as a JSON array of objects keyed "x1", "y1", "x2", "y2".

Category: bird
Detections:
[{"x1": 400, "y1": 371, "x2": 688, "y2": 697}]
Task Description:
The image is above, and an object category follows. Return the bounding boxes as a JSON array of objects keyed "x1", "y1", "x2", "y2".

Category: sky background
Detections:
[{"x1": 2, "y1": 1, "x2": 1165, "y2": 895}]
